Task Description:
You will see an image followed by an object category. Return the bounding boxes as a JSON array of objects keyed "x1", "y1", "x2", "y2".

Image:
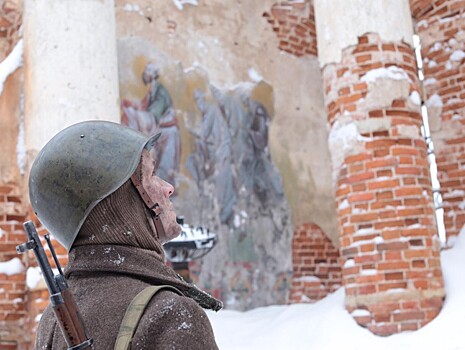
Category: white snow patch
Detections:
[
  {"x1": 417, "y1": 19, "x2": 428, "y2": 28},
  {"x1": 443, "y1": 190, "x2": 465, "y2": 198},
  {"x1": 360, "y1": 269, "x2": 377, "y2": 276},
  {"x1": 178, "y1": 321, "x2": 192, "y2": 330},
  {"x1": 424, "y1": 78, "x2": 438, "y2": 86},
  {"x1": 295, "y1": 276, "x2": 320, "y2": 283},
  {"x1": 430, "y1": 42, "x2": 442, "y2": 52},
  {"x1": 458, "y1": 201, "x2": 465, "y2": 211},
  {"x1": 409, "y1": 91, "x2": 421, "y2": 105},
  {"x1": 428, "y1": 60, "x2": 438, "y2": 68},
  {"x1": 13, "y1": 298, "x2": 22, "y2": 304},
  {"x1": 447, "y1": 98, "x2": 461, "y2": 105},
  {"x1": 344, "y1": 259, "x2": 355, "y2": 268},
  {"x1": 122, "y1": 3, "x2": 144, "y2": 15},
  {"x1": 354, "y1": 228, "x2": 376, "y2": 236},
  {"x1": 339, "y1": 199, "x2": 349, "y2": 210},
  {"x1": 386, "y1": 288, "x2": 406, "y2": 294},
  {"x1": 110, "y1": 254, "x2": 125, "y2": 266},
  {"x1": 351, "y1": 309, "x2": 370, "y2": 317},
  {"x1": 248, "y1": 68, "x2": 263, "y2": 83},
  {"x1": 446, "y1": 235, "x2": 457, "y2": 248},
  {"x1": 172, "y1": 0, "x2": 198, "y2": 10},
  {"x1": 450, "y1": 50, "x2": 465, "y2": 61},
  {"x1": 0, "y1": 258, "x2": 25, "y2": 275},
  {"x1": 207, "y1": 226, "x2": 465, "y2": 350},
  {"x1": 26, "y1": 266, "x2": 43, "y2": 289},
  {"x1": 361, "y1": 66, "x2": 410, "y2": 84},
  {"x1": 426, "y1": 94, "x2": 443, "y2": 107},
  {"x1": 35, "y1": 313, "x2": 42, "y2": 322},
  {"x1": 0, "y1": 39, "x2": 23, "y2": 96},
  {"x1": 0, "y1": 228, "x2": 4, "y2": 239}
]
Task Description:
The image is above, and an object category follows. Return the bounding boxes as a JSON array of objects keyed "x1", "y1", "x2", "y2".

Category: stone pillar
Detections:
[
  {"x1": 8, "y1": 1, "x2": 121, "y2": 347},
  {"x1": 315, "y1": 0, "x2": 444, "y2": 335},
  {"x1": 23, "y1": 0, "x2": 120, "y2": 159},
  {"x1": 411, "y1": 0, "x2": 465, "y2": 241}
]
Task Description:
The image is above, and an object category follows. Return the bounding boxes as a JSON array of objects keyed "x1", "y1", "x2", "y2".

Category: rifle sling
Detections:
[{"x1": 114, "y1": 285, "x2": 182, "y2": 350}]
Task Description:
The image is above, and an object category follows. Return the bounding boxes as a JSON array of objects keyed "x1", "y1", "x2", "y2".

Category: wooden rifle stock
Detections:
[{"x1": 17, "y1": 221, "x2": 93, "y2": 350}]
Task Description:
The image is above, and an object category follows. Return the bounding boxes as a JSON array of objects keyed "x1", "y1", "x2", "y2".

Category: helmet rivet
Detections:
[{"x1": 80, "y1": 134, "x2": 85, "y2": 139}]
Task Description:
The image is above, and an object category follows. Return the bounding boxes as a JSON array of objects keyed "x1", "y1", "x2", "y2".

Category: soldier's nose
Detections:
[{"x1": 162, "y1": 181, "x2": 174, "y2": 198}]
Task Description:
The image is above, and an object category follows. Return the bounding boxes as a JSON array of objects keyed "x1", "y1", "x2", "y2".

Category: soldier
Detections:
[{"x1": 30, "y1": 121, "x2": 221, "y2": 349}]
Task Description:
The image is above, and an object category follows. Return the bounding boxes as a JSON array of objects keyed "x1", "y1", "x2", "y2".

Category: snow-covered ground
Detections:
[{"x1": 207, "y1": 229, "x2": 465, "y2": 350}]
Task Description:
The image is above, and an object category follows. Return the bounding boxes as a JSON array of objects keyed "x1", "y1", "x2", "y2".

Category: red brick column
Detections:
[
  {"x1": 323, "y1": 33, "x2": 444, "y2": 335},
  {"x1": 290, "y1": 223, "x2": 341, "y2": 303},
  {"x1": 263, "y1": 0, "x2": 317, "y2": 57},
  {"x1": 411, "y1": 0, "x2": 465, "y2": 240}
]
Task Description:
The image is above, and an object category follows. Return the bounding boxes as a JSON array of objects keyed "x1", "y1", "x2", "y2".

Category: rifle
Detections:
[{"x1": 16, "y1": 220, "x2": 94, "y2": 350}]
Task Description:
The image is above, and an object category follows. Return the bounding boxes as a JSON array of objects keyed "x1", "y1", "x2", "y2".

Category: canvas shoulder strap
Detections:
[{"x1": 114, "y1": 285, "x2": 182, "y2": 350}]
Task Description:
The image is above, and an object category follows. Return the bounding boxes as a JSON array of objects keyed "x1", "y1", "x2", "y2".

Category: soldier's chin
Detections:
[{"x1": 174, "y1": 223, "x2": 182, "y2": 237}]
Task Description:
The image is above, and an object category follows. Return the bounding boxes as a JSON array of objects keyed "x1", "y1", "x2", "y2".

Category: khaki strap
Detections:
[{"x1": 114, "y1": 285, "x2": 182, "y2": 350}]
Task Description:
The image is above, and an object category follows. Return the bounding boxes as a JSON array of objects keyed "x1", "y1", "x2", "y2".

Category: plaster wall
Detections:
[
  {"x1": 115, "y1": 0, "x2": 338, "y2": 245},
  {"x1": 314, "y1": 0, "x2": 414, "y2": 67},
  {"x1": 23, "y1": 0, "x2": 120, "y2": 160}
]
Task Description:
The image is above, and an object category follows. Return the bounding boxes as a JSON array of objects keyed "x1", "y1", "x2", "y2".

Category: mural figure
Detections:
[
  {"x1": 242, "y1": 97, "x2": 284, "y2": 204},
  {"x1": 122, "y1": 63, "x2": 181, "y2": 186},
  {"x1": 211, "y1": 86, "x2": 284, "y2": 206},
  {"x1": 187, "y1": 89, "x2": 236, "y2": 224}
]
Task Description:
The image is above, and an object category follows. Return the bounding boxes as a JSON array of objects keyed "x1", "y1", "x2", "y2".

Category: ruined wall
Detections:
[
  {"x1": 0, "y1": 1, "x2": 30, "y2": 348},
  {"x1": 315, "y1": 0, "x2": 444, "y2": 335},
  {"x1": 289, "y1": 223, "x2": 341, "y2": 303},
  {"x1": 411, "y1": 0, "x2": 465, "y2": 242},
  {"x1": 116, "y1": 0, "x2": 337, "y2": 309}
]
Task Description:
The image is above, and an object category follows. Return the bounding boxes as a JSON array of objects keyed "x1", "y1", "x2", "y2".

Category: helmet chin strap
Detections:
[{"x1": 130, "y1": 168, "x2": 166, "y2": 241}]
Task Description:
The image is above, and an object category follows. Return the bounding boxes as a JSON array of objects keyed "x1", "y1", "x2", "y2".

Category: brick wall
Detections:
[
  {"x1": 0, "y1": 183, "x2": 30, "y2": 349},
  {"x1": 412, "y1": 0, "x2": 465, "y2": 240},
  {"x1": 0, "y1": 0, "x2": 22, "y2": 60},
  {"x1": 0, "y1": 182, "x2": 63, "y2": 349},
  {"x1": 323, "y1": 32, "x2": 444, "y2": 335},
  {"x1": 263, "y1": 0, "x2": 317, "y2": 57},
  {"x1": 289, "y1": 223, "x2": 341, "y2": 303}
]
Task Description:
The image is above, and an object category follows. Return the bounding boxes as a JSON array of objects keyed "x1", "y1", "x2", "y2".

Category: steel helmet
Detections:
[{"x1": 29, "y1": 120, "x2": 160, "y2": 250}]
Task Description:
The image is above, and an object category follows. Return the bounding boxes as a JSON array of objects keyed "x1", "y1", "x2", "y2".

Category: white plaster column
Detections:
[
  {"x1": 23, "y1": 0, "x2": 120, "y2": 157},
  {"x1": 314, "y1": 0, "x2": 414, "y2": 67}
]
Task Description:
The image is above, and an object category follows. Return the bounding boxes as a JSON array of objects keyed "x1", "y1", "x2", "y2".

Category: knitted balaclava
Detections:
[{"x1": 73, "y1": 179, "x2": 165, "y2": 261}]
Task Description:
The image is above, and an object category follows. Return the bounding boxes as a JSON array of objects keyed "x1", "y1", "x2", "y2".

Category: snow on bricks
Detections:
[
  {"x1": 0, "y1": 182, "x2": 64, "y2": 349},
  {"x1": 413, "y1": 0, "x2": 465, "y2": 240},
  {"x1": 323, "y1": 33, "x2": 444, "y2": 335},
  {"x1": 263, "y1": 0, "x2": 317, "y2": 58},
  {"x1": 0, "y1": 183, "x2": 29, "y2": 348}
]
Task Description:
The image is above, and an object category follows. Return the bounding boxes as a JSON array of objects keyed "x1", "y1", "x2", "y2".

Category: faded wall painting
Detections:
[
  {"x1": 118, "y1": 39, "x2": 292, "y2": 310},
  {"x1": 122, "y1": 63, "x2": 181, "y2": 186}
]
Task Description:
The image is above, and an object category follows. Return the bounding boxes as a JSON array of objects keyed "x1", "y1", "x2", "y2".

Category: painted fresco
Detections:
[
  {"x1": 122, "y1": 63, "x2": 181, "y2": 186},
  {"x1": 118, "y1": 42, "x2": 293, "y2": 310}
]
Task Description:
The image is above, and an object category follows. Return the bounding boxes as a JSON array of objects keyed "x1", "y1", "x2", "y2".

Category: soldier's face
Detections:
[{"x1": 140, "y1": 150, "x2": 181, "y2": 243}]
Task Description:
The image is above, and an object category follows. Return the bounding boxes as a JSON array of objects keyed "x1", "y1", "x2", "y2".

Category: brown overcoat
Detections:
[{"x1": 35, "y1": 244, "x2": 220, "y2": 350}]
